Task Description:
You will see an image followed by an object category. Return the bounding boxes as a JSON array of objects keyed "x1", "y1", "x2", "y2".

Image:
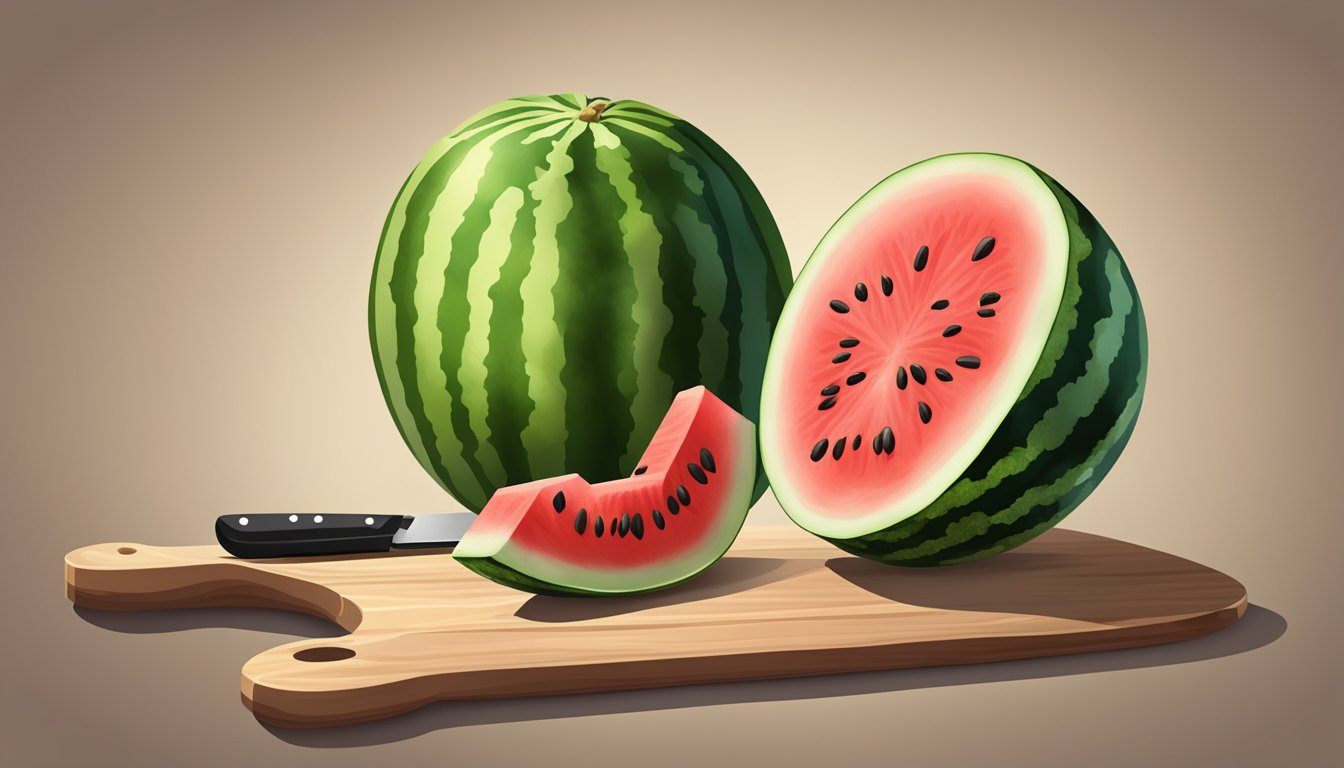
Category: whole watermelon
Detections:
[{"x1": 370, "y1": 93, "x2": 792, "y2": 512}]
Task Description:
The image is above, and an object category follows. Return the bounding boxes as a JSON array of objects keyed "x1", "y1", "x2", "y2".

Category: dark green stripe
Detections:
[
  {"x1": 554, "y1": 128, "x2": 640, "y2": 482},
  {"x1": 551, "y1": 93, "x2": 585, "y2": 110},
  {"x1": 383, "y1": 118, "x2": 539, "y2": 500},
  {"x1": 437, "y1": 125, "x2": 565, "y2": 501},
  {"x1": 458, "y1": 105, "x2": 556, "y2": 134},
  {"x1": 613, "y1": 104, "x2": 676, "y2": 122},
  {"x1": 927, "y1": 403, "x2": 1143, "y2": 566},
  {"x1": 368, "y1": 170, "x2": 416, "y2": 460},
  {"x1": 890, "y1": 285, "x2": 1145, "y2": 565},
  {"x1": 861, "y1": 177, "x2": 1124, "y2": 548},
  {"x1": 638, "y1": 126, "x2": 747, "y2": 415},
  {"x1": 961, "y1": 178, "x2": 1102, "y2": 480},
  {"x1": 634, "y1": 115, "x2": 792, "y2": 502},
  {"x1": 482, "y1": 182, "x2": 543, "y2": 487},
  {"x1": 607, "y1": 126, "x2": 712, "y2": 429},
  {"x1": 656, "y1": 114, "x2": 792, "y2": 316}
]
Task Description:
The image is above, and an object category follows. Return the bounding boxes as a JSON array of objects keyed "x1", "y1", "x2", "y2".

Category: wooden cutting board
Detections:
[{"x1": 65, "y1": 525, "x2": 1246, "y2": 728}]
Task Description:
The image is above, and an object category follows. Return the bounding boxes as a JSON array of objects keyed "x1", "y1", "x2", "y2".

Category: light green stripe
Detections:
[
  {"x1": 458, "y1": 186, "x2": 525, "y2": 489},
  {"x1": 603, "y1": 117, "x2": 685, "y2": 152},
  {"x1": 371, "y1": 111, "x2": 561, "y2": 475},
  {"x1": 411, "y1": 113, "x2": 564, "y2": 504},
  {"x1": 518, "y1": 121, "x2": 587, "y2": 479},
  {"x1": 523, "y1": 119, "x2": 570, "y2": 145},
  {"x1": 879, "y1": 249, "x2": 1137, "y2": 548},
  {"x1": 916, "y1": 385, "x2": 1142, "y2": 564},
  {"x1": 590, "y1": 123, "x2": 674, "y2": 470},
  {"x1": 667, "y1": 155, "x2": 729, "y2": 391}
]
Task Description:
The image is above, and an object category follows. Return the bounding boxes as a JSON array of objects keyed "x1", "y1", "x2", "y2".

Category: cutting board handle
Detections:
[{"x1": 64, "y1": 542, "x2": 361, "y2": 631}]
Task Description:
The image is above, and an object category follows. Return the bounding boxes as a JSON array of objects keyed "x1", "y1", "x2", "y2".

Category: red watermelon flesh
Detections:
[
  {"x1": 762, "y1": 156, "x2": 1069, "y2": 539},
  {"x1": 452, "y1": 386, "x2": 755, "y2": 595}
]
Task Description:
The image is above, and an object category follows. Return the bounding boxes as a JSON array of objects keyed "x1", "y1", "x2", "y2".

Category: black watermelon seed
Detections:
[
  {"x1": 832, "y1": 352, "x2": 851, "y2": 364},
  {"x1": 854, "y1": 282, "x2": 868, "y2": 301},
  {"x1": 851, "y1": 434, "x2": 861, "y2": 450},
  {"x1": 979, "y1": 291, "x2": 1001, "y2": 306},
  {"x1": 896, "y1": 366, "x2": 908, "y2": 390},
  {"x1": 918, "y1": 402, "x2": 932, "y2": 423},
  {"x1": 971, "y1": 236, "x2": 996, "y2": 262},
  {"x1": 652, "y1": 509, "x2": 666, "y2": 530},
  {"x1": 594, "y1": 515, "x2": 605, "y2": 538},
  {"x1": 818, "y1": 396, "x2": 837, "y2": 411},
  {"x1": 956, "y1": 355, "x2": 982, "y2": 369},
  {"x1": 935, "y1": 367, "x2": 953, "y2": 382},
  {"x1": 882, "y1": 426, "x2": 895, "y2": 454},
  {"x1": 839, "y1": 338, "x2": 860, "y2": 348},
  {"x1": 631, "y1": 513, "x2": 644, "y2": 540},
  {"x1": 820, "y1": 384, "x2": 840, "y2": 396},
  {"x1": 667, "y1": 495, "x2": 680, "y2": 514},
  {"x1": 832, "y1": 438, "x2": 846, "y2": 460},
  {"x1": 881, "y1": 275, "x2": 894, "y2": 296},
  {"x1": 811, "y1": 439, "x2": 829, "y2": 462},
  {"x1": 619, "y1": 513, "x2": 630, "y2": 537},
  {"x1": 910, "y1": 364, "x2": 927, "y2": 385},
  {"x1": 552, "y1": 491, "x2": 565, "y2": 513},
  {"x1": 699, "y1": 448, "x2": 716, "y2": 473},
  {"x1": 633, "y1": 465, "x2": 647, "y2": 475},
  {"x1": 942, "y1": 324, "x2": 962, "y2": 337},
  {"x1": 872, "y1": 433, "x2": 884, "y2": 455},
  {"x1": 913, "y1": 245, "x2": 929, "y2": 272},
  {"x1": 830, "y1": 299, "x2": 850, "y2": 314},
  {"x1": 978, "y1": 308, "x2": 996, "y2": 318},
  {"x1": 688, "y1": 463, "x2": 709, "y2": 485},
  {"x1": 574, "y1": 508, "x2": 588, "y2": 534},
  {"x1": 931, "y1": 299, "x2": 950, "y2": 310},
  {"x1": 676, "y1": 485, "x2": 691, "y2": 506},
  {"x1": 846, "y1": 372, "x2": 866, "y2": 386}
]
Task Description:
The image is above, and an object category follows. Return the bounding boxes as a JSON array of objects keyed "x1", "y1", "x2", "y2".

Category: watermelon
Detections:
[
  {"x1": 759, "y1": 153, "x2": 1147, "y2": 566},
  {"x1": 369, "y1": 94, "x2": 792, "y2": 512},
  {"x1": 452, "y1": 386, "x2": 755, "y2": 595}
]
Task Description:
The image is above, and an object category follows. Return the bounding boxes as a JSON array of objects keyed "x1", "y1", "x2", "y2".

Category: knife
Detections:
[{"x1": 214, "y1": 512, "x2": 476, "y2": 559}]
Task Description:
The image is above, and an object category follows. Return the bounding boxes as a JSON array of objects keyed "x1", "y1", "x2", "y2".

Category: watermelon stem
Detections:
[{"x1": 578, "y1": 100, "x2": 610, "y2": 122}]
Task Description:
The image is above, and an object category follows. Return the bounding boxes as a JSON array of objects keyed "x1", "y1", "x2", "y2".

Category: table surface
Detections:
[{"x1": 3, "y1": 1, "x2": 1340, "y2": 766}]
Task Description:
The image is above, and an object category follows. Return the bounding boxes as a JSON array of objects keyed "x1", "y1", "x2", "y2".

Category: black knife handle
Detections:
[{"x1": 215, "y1": 514, "x2": 407, "y2": 559}]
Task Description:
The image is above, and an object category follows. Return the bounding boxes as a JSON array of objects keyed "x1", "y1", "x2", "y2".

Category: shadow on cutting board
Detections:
[
  {"x1": 263, "y1": 603, "x2": 1284, "y2": 748},
  {"x1": 515, "y1": 556, "x2": 822, "y2": 622},
  {"x1": 824, "y1": 547, "x2": 1248, "y2": 624}
]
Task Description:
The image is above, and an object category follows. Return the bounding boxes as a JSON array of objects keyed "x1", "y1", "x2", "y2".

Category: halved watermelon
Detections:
[
  {"x1": 452, "y1": 386, "x2": 755, "y2": 595},
  {"x1": 760, "y1": 153, "x2": 1147, "y2": 566}
]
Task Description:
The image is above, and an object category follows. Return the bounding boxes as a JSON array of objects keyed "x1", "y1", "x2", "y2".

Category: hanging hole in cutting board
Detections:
[
  {"x1": 117, "y1": 547, "x2": 136, "y2": 555},
  {"x1": 294, "y1": 647, "x2": 356, "y2": 663}
]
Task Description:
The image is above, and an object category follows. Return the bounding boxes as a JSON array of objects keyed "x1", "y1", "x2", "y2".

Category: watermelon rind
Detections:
[
  {"x1": 369, "y1": 94, "x2": 791, "y2": 513},
  {"x1": 760, "y1": 153, "x2": 1147, "y2": 566}
]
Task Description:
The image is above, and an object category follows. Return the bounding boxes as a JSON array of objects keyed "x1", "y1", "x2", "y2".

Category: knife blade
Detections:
[{"x1": 214, "y1": 512, "x2": 476, "y2": 559}]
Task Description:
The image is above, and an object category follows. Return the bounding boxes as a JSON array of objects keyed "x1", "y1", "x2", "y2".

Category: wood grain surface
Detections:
[{"x1": 64, "y1": 526, "x2": 1247, "y2": 729}]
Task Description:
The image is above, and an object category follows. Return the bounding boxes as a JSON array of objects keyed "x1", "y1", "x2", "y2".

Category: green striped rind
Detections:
[
  {"x1": 822, "y1": 167, "x2": 1147, "y2": 566},
  {"x1": 370, "y1": 95, "x2": 791, "y2": 512},
  {"x1": 450, "y1": 557, "x2": 594, "y2": 597}
]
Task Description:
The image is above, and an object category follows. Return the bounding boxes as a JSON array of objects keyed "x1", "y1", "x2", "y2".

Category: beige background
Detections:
[{"x1": 3, "y1": 0, "x2": 1341, "y2": 765}]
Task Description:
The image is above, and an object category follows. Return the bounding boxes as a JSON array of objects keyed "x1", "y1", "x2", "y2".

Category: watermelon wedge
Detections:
[
  {"x1": 452, "y1": 386, "x2": 755, "y2": 595},
  {"x1": 760, "y1": 153, "x2": 1147, "y2": 566}
]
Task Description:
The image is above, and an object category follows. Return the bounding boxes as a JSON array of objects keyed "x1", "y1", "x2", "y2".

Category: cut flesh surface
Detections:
[
  {"x1": 453, "y1": 386, "x2": 755, "y2": 595},
  {"x1": 761, "y1": 154, "x2": 1069, "y2": 540}
]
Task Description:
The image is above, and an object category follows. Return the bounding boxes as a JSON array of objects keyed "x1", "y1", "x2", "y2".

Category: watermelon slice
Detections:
[
  {"x1": 452, "y1": 386, "x2": 756, "y2": 595},
  {"x1": 760, "y1": 153, "x2": 1147, "y2": 566}
]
